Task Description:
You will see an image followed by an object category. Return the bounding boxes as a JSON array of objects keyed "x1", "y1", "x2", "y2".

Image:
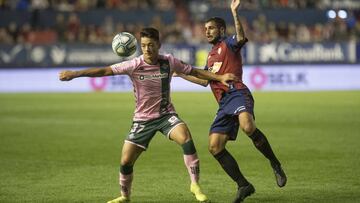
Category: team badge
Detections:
[{"x1": 209, "y1": 62, "x2": 222, "y2": 73}]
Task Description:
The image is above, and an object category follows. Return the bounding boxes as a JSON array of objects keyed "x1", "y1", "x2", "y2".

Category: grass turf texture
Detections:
[{"x1": 0, "y1": 91, "x2": 360, "y2": 203}]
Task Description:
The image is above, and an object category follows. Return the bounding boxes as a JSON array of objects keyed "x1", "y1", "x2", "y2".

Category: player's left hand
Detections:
[{"x1": 220, "y1": 73, "x2": 238, "y2": 87}]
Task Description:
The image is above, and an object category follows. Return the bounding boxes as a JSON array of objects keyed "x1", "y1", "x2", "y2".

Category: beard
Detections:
[{"x1": 209, "y1": 35, "x2": 222, "y2": 44}]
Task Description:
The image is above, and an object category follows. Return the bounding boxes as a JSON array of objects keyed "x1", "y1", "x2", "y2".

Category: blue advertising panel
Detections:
[
  {"x1": 0, "y1": 42, "x2": 358, "y2": 67},
  {"x1": 246, "y1": 42, "x2": 356, "y2": 64},
  {"x1": 0, "y1": 43, "x2": 197, "y2": 67}
]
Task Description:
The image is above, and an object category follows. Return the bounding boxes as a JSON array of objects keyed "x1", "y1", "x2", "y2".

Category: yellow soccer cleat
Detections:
[
  {"x1": 107, "y1": 196, "x2": 130, "y2": 203},
  {"x1": 190, "y1": 183, "x2": 209, "y2": 202}
]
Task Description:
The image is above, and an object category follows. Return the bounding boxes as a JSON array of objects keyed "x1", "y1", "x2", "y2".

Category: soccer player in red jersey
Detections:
[{"x1": 178, "y1": 0, "x2": 287, "y2": 202}]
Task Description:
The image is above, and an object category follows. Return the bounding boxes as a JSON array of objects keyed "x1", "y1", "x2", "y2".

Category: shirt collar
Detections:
[{"x1": 213, "y1": 36, "x2": 227, "y2": 46}]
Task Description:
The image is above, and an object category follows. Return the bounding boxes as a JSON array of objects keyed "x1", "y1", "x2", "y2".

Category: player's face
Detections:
[
  {"x1": 205, "y1": 21, "x2": 223, "y2": 44},
  {"x1": 141, "y1": 37, "x2": 160, "y2": 64}
]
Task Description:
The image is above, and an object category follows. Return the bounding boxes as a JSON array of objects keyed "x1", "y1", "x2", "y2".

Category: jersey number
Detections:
[{"x1": 130, "y1": 123, "x2": 145, "y2": 133}]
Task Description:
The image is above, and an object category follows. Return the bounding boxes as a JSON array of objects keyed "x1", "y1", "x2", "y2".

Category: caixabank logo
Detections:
[
  {"x1": 248, "y1": 67, "x2": 308, "y2": 90},
  {"x1": 258, "y1": 42, "x2": 348, "y2": 63}
]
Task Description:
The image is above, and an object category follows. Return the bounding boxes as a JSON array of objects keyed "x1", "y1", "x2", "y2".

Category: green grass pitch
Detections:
[{"x1": 1, "y1": 91, "x2": 360, "y2": 203}]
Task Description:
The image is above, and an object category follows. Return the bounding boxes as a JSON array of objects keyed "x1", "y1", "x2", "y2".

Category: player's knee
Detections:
[
  {"x1": 176, "y1": 135, "x2": 191, "y2": 145},
  {"x1": 121, "y1": 156, "x2": 134, "y2": 166},
  {"x1": 241, "y1": 123, "x2": 256, "y2": 136},
  {"x1": 170, "y1": 125, "x2": 192, "y2": 145},
  {"x1": 208, "y1": 144, "x2": 223, "y2": 155}
]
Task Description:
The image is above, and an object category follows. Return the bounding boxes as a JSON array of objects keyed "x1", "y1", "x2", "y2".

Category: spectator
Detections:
[
  {"x1": 54, "y1": 13, "x2": 66, "y2": 42},
  {"x1": 296, "y1": 23, "x2": 311, "y2": 42},
  {"x1": 18, "y1": 23, "x2": 32, "y2": 44},
  {"x1": 268, "y1": 22, "x2": 280, "y2": 42},
  {"x1": 0, "y1": 28, "x2": 13, "y2": 44},
  {"x1": 333, "y1": 19, "x2": 349, "y2": 41},
  {"x1": 7, "y1": 22, "x2": 19, "y2": 42},
  {"x1": 66, "y1": 13, "x2": 81, "y2": 41},
  {"x1": 312, "y1": 23, "x2": 324, "y2": 42}
]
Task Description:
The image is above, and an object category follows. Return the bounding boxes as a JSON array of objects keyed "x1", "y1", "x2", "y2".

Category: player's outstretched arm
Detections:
[
  {"x1": 175, "y1": 72, "x2": 209, "y2": 87},
  {"x1": 231, "y1": 0, "x2": 246, "y2": 43},
  {"x1": 59, "y1": 67, "x2": 113, "y2": 81},
  {"x1": 189, "y1": 68, "x2": 238, "y2": 87}
]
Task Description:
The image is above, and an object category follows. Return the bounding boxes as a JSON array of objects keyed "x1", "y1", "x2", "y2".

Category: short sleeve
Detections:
[
  {"x1": 224, "y1": 35, "x2": 248, "y2": 53},
  {"x1": 168, "y1": 55, "x2": 192, "y2": 75},
  {"x1": 110, "y1": 58, "x2": 137, "y2": 75}
]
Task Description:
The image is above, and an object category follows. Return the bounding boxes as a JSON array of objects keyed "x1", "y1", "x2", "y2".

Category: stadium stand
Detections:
[{"x1": 0, "y1": 0, "x2": 359, "y2": 45}]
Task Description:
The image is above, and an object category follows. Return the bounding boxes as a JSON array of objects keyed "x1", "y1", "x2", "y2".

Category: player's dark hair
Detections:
[
  {"x1": 206, "y1": 17, "x2": 226, "y2": 32},
  {"x1": 140, "y1": 27, "x2": 160, "y2": 42}
]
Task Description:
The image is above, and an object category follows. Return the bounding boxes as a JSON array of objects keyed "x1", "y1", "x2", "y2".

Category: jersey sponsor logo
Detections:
[
  {"x1": 139, "y1": 73, "x2": 169, "y2": 80},
  {"x1": 208, "y1": 62, "x2": 222, "y2": 73}
]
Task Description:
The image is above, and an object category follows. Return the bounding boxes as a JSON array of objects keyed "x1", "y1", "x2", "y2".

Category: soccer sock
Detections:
[
  {"x1": 119, "y1": 164, "x2": 134, "y2": 198},
  {"x1": 182, "y1": 140, "x2": 200, "y2": 183},
  {"x1": 214, "y1": 149, "x2": 249, "y2": 187},
  {"x1": 249, "y1": 128, "x2": 281, "y2": 166}
]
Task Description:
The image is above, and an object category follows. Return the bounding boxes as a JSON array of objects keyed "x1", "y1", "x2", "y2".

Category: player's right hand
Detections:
[{"x1": 59, "y1": 70, "x2": 75, "y2": 81}]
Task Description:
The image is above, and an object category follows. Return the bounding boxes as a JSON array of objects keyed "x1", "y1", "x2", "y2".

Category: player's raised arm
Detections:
[
  {"x1": 59, "y1": 67, "x2": 114, "y2": 81},
  {"x1": 231, "y1": 0, "x2": 246, "y2": 43}
]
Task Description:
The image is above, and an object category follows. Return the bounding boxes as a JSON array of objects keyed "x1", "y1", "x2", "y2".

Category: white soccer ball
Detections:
[{"x1": 112, "y1": 32, "x2": 137, "y2": 57}]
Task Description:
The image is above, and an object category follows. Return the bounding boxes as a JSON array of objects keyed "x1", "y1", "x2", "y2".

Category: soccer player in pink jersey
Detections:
[
  {"x1": 178, "y1": 0, "x2": 287, "y2": 202},
  {"x1": 59, "y1": 27, "x2": 237, "y2": 203}
]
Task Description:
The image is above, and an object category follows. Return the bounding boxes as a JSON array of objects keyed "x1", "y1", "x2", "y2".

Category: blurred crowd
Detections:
[
  {"x1": 1, "y1": 0, "x2": 360, "y2": 45},
  {"x1": 0, "y1": 0, "x2": 176, "y2": 11},
  {"x1": 1, "y1": 0, "x2": 356, "y2": 11}
]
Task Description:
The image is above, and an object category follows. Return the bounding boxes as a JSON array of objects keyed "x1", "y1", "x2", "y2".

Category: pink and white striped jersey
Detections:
[{"x1": 110, "y1": 54, "x2": 193, "y2": 121}]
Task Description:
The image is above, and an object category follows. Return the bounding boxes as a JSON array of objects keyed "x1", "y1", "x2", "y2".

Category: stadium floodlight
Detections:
[
  {"x1": 327, "y1": 10, "x2": 336, "y2": 19},
  {"x1": 338, "y1": 10, "x2": 347, "y2": 19}
]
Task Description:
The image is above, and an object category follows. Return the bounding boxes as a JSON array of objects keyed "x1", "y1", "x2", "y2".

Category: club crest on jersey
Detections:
[
  {"x1": 208, "y1": 62, "x2": 222, "y2": 73},
  {"x1": 217, "y1": 47, "x2": 222, "y2": 54}
]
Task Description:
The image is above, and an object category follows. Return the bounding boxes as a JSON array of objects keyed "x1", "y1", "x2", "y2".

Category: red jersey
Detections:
[{"x1": 205, "y1": 35, "x2": 248, "y2": 102}]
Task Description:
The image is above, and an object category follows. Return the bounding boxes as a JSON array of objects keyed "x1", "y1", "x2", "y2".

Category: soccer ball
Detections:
[{"x1": 112, "y1": 32, "x2": 137, "y2": 57}]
